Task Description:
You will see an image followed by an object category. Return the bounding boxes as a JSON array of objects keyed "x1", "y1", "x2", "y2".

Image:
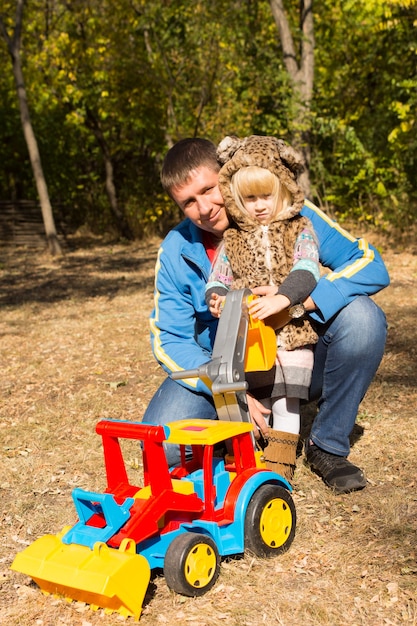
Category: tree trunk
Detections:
[
  {"x1": 0, "y1": 0, "x2": 62, "y2": 255},
  {"x1": 269, "y1": 0, "x2": 315, "y2": 196},
  {"x1": 12, "y1": 50, "x2": 62, "y2": 254},
  {"x1": 85, "y1": 107, "x2": 134, "y2": 240}
]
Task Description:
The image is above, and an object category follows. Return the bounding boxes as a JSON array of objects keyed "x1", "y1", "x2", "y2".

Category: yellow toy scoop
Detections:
[
  {"x1": 244, "y1": 295, "x2": 277, "y2": 372},
  {"x1": 11, "y1": 531, "x2": 150, "y2": 620}
]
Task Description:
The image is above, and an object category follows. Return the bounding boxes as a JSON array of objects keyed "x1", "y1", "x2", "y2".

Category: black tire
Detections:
[
  {"x1": 244, "y1": 484, "x2": 296, "y2": 558},
  {"x1": 164, "y1": 533, "x2": 221, "y2": 597}
]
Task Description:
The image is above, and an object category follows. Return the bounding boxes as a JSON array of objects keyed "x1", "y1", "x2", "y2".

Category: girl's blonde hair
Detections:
[{"x1": 231, "y1": 166, "x2": 292, "y2": 221}]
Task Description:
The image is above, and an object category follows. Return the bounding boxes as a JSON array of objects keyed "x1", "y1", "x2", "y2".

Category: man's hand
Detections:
[
  {"x1": 303, "y1": 295, "x2": 317, "y2": 312},
  {"x1": 246, "y1": 393, "x2": 270, "y2": 437}
]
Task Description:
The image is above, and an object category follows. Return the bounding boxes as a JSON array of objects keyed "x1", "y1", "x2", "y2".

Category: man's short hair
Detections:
[{"x1": 161, "y1": 138, "x2": 220, "y2": 196}]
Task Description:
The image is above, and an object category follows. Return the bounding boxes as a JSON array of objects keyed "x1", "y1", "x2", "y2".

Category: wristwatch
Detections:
[{"x1": 288, "y1": 303, "x2": 306, "y2": 319}]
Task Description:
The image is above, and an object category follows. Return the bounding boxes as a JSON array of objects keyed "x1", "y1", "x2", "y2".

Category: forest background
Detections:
[{"x1": 0, "y1": 0, "x2": 416, "y2": 253}]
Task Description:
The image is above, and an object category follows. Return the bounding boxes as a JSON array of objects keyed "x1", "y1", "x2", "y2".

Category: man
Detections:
[{"x1": 144, "y1": 138, "x2": 389, "y2": 493}]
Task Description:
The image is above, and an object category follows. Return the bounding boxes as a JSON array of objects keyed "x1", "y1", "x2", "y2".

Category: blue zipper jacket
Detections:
[{"x1": 150, "y1": 200, "x2": 390, "y2": 393}]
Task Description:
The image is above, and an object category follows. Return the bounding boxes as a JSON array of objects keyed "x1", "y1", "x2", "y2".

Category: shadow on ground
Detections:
[{"x1": 0, "y1": 238, "x2": 158, "y2": 306}]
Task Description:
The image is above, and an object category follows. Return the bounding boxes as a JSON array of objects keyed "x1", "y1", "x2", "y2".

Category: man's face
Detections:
[{"x1": 170, "y1": 166, "x2": 229, "y2": 238}]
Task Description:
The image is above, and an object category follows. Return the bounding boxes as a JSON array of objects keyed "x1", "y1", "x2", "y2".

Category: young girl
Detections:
[{"x1": 205, "y1": 135, "x2": 320, "y2": 481}]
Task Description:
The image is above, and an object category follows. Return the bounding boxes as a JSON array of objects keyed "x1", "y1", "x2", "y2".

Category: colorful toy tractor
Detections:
[{"x1": 11, "y1": 289, "x2": 296, "y2": 620}]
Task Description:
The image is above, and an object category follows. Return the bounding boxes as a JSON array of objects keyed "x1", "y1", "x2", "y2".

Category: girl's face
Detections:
[{"x1": 241, "y1": 193, "x2": 275, "y2": 224}]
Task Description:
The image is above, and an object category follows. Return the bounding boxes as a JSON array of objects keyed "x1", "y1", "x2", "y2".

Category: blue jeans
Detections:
[
  {"x1": 308, "y1": 296, "x2": 387, "y2": 456},
  {"x1": 143, "y1": 296, "x2": 387, "y2": 462}
]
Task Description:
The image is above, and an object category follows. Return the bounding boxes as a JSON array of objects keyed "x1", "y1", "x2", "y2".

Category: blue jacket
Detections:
[{"x1": 150, "y1": 200, "x2": 390, "y2": 393}]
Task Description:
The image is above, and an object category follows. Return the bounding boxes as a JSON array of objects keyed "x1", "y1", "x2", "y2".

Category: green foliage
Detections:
[
  {"x1": 0, "y1": 0, "x2": 416, "y2": 236},
  {"x1": 311, "y1": 0, "x2": 417, "y2": 229}
]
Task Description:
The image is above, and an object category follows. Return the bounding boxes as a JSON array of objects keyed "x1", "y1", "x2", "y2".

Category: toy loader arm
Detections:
[{"x1": 171, "y1": 289, "x2": 276, "y2": 423}]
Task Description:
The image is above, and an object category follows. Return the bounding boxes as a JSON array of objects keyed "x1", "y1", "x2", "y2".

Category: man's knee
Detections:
[
  {"x1": 143, "y1": 377, "x2": 216, "y2": 426},
  {"x1": 324, "y1": 297, "x2": 387, "y2": 356}
]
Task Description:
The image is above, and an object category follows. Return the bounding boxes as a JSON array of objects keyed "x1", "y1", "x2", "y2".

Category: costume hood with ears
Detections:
[
  {"x1": 216, "y1": 135, "x2": 305, "y2": 228},
  {"x1": 214, "y1": 135, "x2": 317, "y2": 351}
]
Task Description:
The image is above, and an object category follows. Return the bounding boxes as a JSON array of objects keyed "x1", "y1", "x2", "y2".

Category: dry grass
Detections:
[{"x1": 0, "y1": 232, "x2": 416, "y2": 626}]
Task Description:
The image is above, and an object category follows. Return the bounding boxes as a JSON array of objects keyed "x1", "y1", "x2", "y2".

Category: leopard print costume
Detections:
[{"x1": 217, "y1": 135, "x2": 318, "y2": 350}]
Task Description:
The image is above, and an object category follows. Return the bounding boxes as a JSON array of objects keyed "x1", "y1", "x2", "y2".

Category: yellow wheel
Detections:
[
  {"x1": 244, "y1": 484, "x2": 296, "y2": 557},
  {"x1": 164, "y1": 533, "x2": 220, "y2": 596}
]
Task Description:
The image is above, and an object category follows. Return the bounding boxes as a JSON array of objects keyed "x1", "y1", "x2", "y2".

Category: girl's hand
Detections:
[
  {"x1": 209, "y1": 293, "x2": 226, "y2": 318},
  {"x1": 248, "y1": 293, "x2": 291, "y2": 320},
  {"x1": 251, "y1": 285, "x2": 277, "y2": 297}
]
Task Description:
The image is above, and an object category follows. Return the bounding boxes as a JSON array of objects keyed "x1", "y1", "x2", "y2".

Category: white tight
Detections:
[{"x1": 262, "y1": 396, "x2": 300, "y2": 434}]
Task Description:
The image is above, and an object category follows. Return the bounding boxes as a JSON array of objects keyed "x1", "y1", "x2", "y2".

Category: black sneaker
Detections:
[{"x1": 305, "y1": 441, "x2": 366, "y2": 493}]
